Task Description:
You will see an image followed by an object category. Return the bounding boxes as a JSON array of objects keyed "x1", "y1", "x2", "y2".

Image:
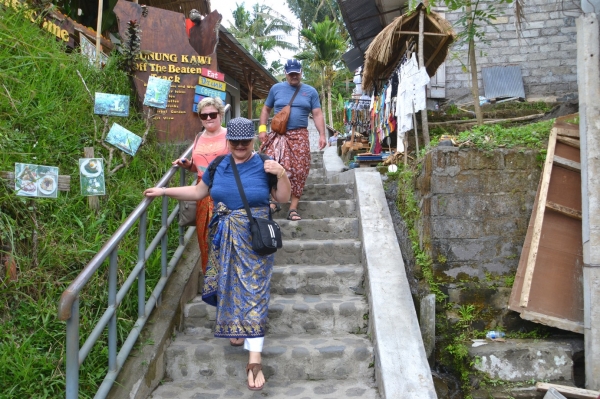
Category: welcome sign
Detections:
[{"x1": 114, "y1": 1, "x2": 224, "y2": 141}]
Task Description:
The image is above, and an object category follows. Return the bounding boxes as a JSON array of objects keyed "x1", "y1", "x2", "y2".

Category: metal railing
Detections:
[{"x1": 57, "y1": 143, "x2": 196, "y2": 399}]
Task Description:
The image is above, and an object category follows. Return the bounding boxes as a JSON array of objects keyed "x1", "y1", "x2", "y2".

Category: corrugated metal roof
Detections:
[{"x1": 482, "y1": 65, "x2": 526, "y2": 100}]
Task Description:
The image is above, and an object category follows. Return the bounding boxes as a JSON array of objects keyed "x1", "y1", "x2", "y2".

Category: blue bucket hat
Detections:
[
  {"x1": 284, "y1": 59, "x2": 302, "y2": 74},
  {"x1": 226, "y1": 117, "x2": 255, "y2": 140}
]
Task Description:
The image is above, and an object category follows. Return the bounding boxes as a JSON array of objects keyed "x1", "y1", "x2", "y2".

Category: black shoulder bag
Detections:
[{"x1": 229, "y1": 155, "x2": 282, "y2": 256}]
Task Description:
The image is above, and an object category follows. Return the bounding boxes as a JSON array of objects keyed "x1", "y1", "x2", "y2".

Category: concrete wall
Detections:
[
  {"x1": 415, "y1": 147, "x2": 541, "y2": 325},
  {"x1": 444, "y1": 0, "x2": 581, "y2": 102}
]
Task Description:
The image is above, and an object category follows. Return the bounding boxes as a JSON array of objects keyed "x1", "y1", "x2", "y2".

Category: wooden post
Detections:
[
  {"x1": 84, "y1": 147, "x2": 100, "y2": 211},
  {"x1": 246, "y1": 73, "x2": 254, "y2": 119},
  {"x1": 418, "y1": 9, "x2": 430, "y2": 146},
  {"x1": 412, "y1": 103, "x2": 419, "y2": 156},
  {"x1": 95, "y1": 0, "x2": 103, "y2": 66}
]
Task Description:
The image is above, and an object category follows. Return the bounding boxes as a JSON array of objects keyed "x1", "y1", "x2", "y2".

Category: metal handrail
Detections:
[{"x1": 58, "y1": 142, "x2": 196, "y2": 399}]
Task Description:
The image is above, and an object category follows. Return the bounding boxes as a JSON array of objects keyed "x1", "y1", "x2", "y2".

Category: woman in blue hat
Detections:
[{"x1": 144, "y1": 117, "x2": 291, "y2": 391}]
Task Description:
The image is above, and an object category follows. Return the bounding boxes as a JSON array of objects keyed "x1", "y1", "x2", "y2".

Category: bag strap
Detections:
[
  {"x1": 229, "y1": 154, "x2": 255, "y2": 222},
  {"x1": 287, "y1": 84, "x2": 302, "y2": 107},
  {"x1": 207, "y1": 154, "x2": 227, "y2": 190}
]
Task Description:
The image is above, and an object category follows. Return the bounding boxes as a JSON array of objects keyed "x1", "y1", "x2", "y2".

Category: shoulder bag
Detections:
[
  {"x1": 178, "y1": 134, "x2": 201, "y2": 227},
  {"x1": 230, "y1": 155, "x2": 282, "y2": 255},
  {"x1": 270, "y1": 84, "x2": 301, "y2": 135}
]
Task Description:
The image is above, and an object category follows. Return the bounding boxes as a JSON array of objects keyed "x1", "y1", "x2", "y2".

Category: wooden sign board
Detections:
[
  {"x1": 195, "y1": 85, "x2": 226, "y2": 101},
  {"x1": 200, "y1": 68, "x2": 225, "y2": 82},
  {"x1": 198, "y1": 76, "x2": 226, "y2": 92},
  {"x1": 114, "y1": 1, "x2": 222, "y2": 141},
  {"x1": 3, "y1": 0, "x2": 75, "y2": 47}
]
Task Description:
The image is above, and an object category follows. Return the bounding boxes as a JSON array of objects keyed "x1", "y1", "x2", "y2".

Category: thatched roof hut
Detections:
[{"x1": 362, "y1": 4, "x2": 456, "y2": 92}]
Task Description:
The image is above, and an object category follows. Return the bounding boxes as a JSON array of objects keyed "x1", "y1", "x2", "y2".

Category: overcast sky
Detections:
[{"x1": 212, "y1": 0, "x2": 300, "y2": 64}]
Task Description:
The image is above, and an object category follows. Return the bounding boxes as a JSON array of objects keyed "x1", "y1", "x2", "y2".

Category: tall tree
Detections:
[
  {"x1": 429, "y1": 0, "x2": 513, "y2": 124},
  {"x1": 286, "y1": 0, "x2": 341, "y2": 30},
  {"x1": 296, "y1": 17, "x2": 347, "y2": 127},
  {"x1": 227, "y1": 2, "x2": 297, "y2": 74}
]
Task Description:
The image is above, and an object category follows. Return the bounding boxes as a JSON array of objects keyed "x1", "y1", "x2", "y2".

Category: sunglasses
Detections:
[
  {"x1": 229, "y1": 139, "x2": 252, "y2": 147},
  {"x1": 199, "y1": 112, "x2": 219, "y2": 120}
]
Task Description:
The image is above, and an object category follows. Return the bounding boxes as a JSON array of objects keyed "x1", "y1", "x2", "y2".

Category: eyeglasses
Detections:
[
  {"x1": 229, "y1": 139, "x2": 252, "y2": 147},
  {"x1": 199, "y1": 112, "x2": 219, "y2": 120}
]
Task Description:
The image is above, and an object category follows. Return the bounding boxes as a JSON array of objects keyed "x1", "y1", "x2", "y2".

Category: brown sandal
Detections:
[{"x1": 246, "y1": 363, "x2": 264, "y2": 391}]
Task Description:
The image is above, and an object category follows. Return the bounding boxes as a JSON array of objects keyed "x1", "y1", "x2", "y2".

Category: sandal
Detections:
[
  {"x1": 269, "y1": 201, "x2": 281, "y2": 215},
  {"x1": 230, "y1": 338, "x2": 244, "y2": 347},
  {"x1": 246, "y1": 363, "x2": 264, "y2": 391},
  {"x1": 287, "y1": 209, "x2": 302, "y2": 221}
]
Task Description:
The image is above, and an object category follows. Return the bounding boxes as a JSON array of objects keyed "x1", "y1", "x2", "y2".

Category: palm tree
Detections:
[
  {"x1": 227, "y1": 3, "x2": 297, "y2": 69},
  {"x1": 286, "y1": 0, "x2": 342, "y2": 30},
  {"x1": 296, "y1": 17, "x2": 346, "y2": 127}
]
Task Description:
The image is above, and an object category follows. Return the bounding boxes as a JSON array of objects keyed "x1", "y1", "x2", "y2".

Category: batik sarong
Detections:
[
  {"x1": 260, "y1": 128, "x2": 311, "y2": 198},
  {"x1": 195, "y1": 177, "x2": 214, "y2": 274},
  {"x1": 202, "y1": 202, "x2": 274, "y2": 338}
]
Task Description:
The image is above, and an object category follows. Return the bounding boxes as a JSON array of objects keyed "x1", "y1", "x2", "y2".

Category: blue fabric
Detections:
[
  {"x1": 202, "y1": 203, "x2": 273, "y2": 338},
  {"x1": 202, "y1": 154, "x2": 271, "y2": 210},
  {"x1": 264, "y1": 82, "x2": 321, "y2": 130}
]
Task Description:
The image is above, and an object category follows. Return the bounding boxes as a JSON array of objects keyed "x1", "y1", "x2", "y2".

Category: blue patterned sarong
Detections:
[{"x1": 202, "y1": 202, "x2": 274, "y2": 338}]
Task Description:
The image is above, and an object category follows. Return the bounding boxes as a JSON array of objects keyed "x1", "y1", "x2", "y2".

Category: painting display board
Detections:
[
  {"x1": 14, "y1": 163, "x2": 59, "y2": 198},
  {"x1": 143, "y1": 76, "x2": 172, "y2": 109},
  {"x1": 94, "y1": 93, "x2": 130, "y2": 117},
  {"x1": 80, "y1": 33, "x2": 109, "y2": 67},
  {"x1": 114, "y1": 0, "x2": 223, "y2": 141},
  {"x1": 105, "y1": 123, "x2": 142, "y2": 156},
  {"x1": 79, "y1": 158, "x2": 106, "y2": 196}
]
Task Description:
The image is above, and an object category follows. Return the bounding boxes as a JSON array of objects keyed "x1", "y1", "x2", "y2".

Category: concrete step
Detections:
[
  {"x1": 270, "y1": 264, "x2": 364, "y2": 295},
  {"x1": 305, "y1": 175, "x2": 327, "y2": 184},
  {"x1": 267, "y1": 294, "x2": 369, "y2": 335},
  {"x1": 309, "y1": 168, "x2": 325, "y2": 178},
  {"x1": 300, "y1": 183, "x2": 355, "y2": 201},
  {"x1": 275, "y1": 238, "x2": 362, "y2": 265},
  {"x1": 276, "y1": 200, "x2": 357, "y2": 219},
  {"x1": 278, "y1": 217, "x2": 359, "y2": 240},
  {"x1": 164, "y1": 333, "x2": 375, "y2": 383},
  {"x1": 150, "y1": 378, "x2": 380, "y2": 399},
  {"x1": 184, "y1": 293, "x2": 368, "y2": 335}
]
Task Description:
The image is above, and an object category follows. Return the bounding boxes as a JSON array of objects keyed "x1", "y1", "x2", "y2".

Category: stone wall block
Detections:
[
  {"x1": 458, "y1": 150, "x2": 505, "y2": 170},
  {"x1": 431, "y1": 218, "x2": 484, "y2": 239}
]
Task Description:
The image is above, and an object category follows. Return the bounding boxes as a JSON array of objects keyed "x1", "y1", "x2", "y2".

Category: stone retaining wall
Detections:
[
  {"x1": 415, "y1": 147, "x2": 541, "y2": 326},
  {"x1": 444, "y1": 0, "x2": 581, "y2": 101}
]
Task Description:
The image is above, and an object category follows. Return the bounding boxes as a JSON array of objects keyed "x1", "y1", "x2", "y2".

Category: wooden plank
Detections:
[
  {"x1": 536, "y1": 382, "x2": 599, "y2": 399},
  {"x1": 519, "y1": 127, "x2": 558, "y2": 307},
  {"x1": 546, "y1": 201, "x2": 582, "y2": 220},
  {"x1": 557, "y1": 136, "x2": 580, "y2": 149},
  {"x1": 521, "y1": 310, "x2": 584, "y2": 334},
  {"x1": 1, "y1": 171, "x2": 71, "y2": 191},
  {"x1": 554, "y1": 155, "x2": 581, "y2": 172}
]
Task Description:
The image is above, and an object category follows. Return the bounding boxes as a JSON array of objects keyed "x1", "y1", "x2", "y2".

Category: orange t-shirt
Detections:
[{"x1": 192, "y1": 131, "x2": 229, "y2": 178}]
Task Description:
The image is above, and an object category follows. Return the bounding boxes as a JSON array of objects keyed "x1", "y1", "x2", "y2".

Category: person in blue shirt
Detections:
[
  {"x1": 258, "y1": 59, "x2": 326, "y2": 221},
  {"x1": 144, "y1": 118, "x2": 291, "y2": 391}
]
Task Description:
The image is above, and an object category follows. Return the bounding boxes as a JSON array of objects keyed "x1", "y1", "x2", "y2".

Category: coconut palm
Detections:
[
  {"x1": 296, "y1": 17, "x2": 347, "y2": 127},
  {"x1": 227, "y1": 3, "x2": 297, "y2": 71}
]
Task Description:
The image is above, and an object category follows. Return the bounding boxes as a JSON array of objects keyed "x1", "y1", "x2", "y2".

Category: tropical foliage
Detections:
[
  {"x1": 286, "y1": 0, "x2": 342, "y2": 30},
  {"x1": 227, "y1": 3, "x2": 297, "y2": 75},
  {"x1": 296, "y1": 17, "x2": 347, "y2": 127}
]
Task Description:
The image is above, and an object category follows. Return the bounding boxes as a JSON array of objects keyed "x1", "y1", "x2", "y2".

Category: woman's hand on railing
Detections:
[
  {"x1": 172, "y1": 158, "x2": 192, "y2": 169},
  {"x1": 144, "y1": 187, "x2": 165, "y2": 197}
]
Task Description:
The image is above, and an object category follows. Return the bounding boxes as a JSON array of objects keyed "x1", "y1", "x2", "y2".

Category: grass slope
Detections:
[{"x1": 0, "y1": 8, "x2": 181, "y2": 398}]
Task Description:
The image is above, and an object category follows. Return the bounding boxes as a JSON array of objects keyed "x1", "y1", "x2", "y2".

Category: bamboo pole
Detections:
[
  {"x1": 95, "y1": 0, "x2": 103, "y2": 66},
  {"x1": 418, "y1": 9, "x2": 430, "y2": 146}
]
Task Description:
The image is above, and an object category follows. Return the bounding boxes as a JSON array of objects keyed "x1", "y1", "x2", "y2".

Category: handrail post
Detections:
[
  {"x1": 178, "y1": 168, "x2": 186, "y2": 246},
  {"x1": 65, "y1": 297, "x2": 80, "y2": 399},
  {"x1": 108, "y1": 249, "x2": 118, "y2": 371},
  {"x1": 137, "y1": 211, "x2": 147, "y2": 318}
]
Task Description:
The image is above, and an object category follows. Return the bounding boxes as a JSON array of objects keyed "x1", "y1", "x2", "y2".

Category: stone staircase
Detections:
[{"x1": 149, "y1": 152, "x2": 380, "y2": 398}]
